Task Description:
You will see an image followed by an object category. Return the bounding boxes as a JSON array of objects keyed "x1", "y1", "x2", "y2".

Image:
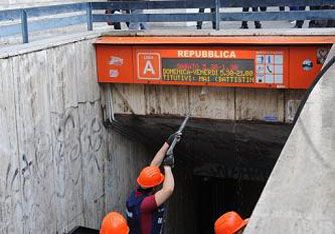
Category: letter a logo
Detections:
[
  {"x1": 144, "y1": 60, "x2": 155, "y2": 75},
  {"x1": 137, "y1": 52, "x2": 161, "y2": 80}
]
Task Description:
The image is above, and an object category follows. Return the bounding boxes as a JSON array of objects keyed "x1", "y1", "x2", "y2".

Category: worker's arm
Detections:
[
  {"x1": 150, "y1": 132, "x2": 181, "y2": 167},
  {"x1": 150, "y1": 142, "x2": 170, "y2": 167},
  {"x1": 154, "y1": 166, "x2": 174, "y2": 207}
]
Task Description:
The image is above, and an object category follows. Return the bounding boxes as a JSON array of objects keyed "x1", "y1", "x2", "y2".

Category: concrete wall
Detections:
[
  {"x1": 108, "y1": 84, "x2": 304, "y2": 123},
  {"x1": 245, "y1": 45, "x2": 335, "y2": 233},
  {"x1": 0, "y1": 37, "x2": 151, "y2": 233}
]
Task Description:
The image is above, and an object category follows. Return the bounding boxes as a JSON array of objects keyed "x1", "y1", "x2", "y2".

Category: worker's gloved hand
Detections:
[
  {"x1": 166, "y1": 132, "x2": 182, "y2": 146},
  {"x1": 162, "y1": 155, "x2": 174, "y2": 168}
]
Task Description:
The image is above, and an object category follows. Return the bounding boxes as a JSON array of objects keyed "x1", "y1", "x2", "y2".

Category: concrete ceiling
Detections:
[{"x1": 107, "y1": 114, "x2": 292, "y2": 181}]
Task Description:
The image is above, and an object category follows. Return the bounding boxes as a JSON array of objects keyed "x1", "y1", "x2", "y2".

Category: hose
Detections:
[{"x1": 293, "y1": 54, "x2": 335, "y2": 125}]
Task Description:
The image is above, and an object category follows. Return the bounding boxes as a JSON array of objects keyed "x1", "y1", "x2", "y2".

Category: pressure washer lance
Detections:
[
  {"x1": 165, "y1": 86, "x2": 207, "y2": 156},
  {"x1": 166, "y1": 114, "x2": 190, "y2": 157},
  {"x1": 161, "y1": 114, "x2": 190, "y2": 233}
]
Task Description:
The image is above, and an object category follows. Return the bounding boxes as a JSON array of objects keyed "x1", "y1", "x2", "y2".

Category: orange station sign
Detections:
[{"x1": 95, "y1": 36, "x2": 334, "y2": 89}]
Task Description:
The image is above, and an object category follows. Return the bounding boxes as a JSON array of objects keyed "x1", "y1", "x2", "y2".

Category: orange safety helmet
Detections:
[
  {"x1": 214, "y1": 211, "x2": 248, "y2": 234},
  {"x1": 100, "y1": 212, "x2": 129, "y2": 234},
  {"x1": 137, "y1": 166, "x2": 165, "y2": 188}
]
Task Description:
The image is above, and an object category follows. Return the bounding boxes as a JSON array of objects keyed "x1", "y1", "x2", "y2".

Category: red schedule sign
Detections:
[{"x1": 95, "y1": 37, "x2": 331, "y2": 89}]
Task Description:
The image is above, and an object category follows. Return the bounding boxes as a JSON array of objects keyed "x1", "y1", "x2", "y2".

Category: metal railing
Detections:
[
  {"x1": 1, "y1": 0, "x2": 335, "y2": 43},
  {"x1": 0, "y1": 3, "x2": 89, "y2": 43}
]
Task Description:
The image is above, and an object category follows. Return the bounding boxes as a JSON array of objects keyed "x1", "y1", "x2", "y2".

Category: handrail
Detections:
[
  {"x1": 92, "y1": 0, "x2": 335, "y2": 10},
  {"x1": 0, "y1": 2, "x2": 89, "y2": 43},
  {"x1": 220, "y1": 0, "x2": 335, "y2": 8},
  {"x1": 0, "y1": 3, "x2": 87, "y2": 21},
  {"x1": 1, "y1": 0, "x2": 335, "y2": 44}
]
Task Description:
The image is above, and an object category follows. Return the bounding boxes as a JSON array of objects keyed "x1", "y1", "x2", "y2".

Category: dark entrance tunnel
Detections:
[{"x1": 106, "y1": 114, "x2": 292, "y2": 233}]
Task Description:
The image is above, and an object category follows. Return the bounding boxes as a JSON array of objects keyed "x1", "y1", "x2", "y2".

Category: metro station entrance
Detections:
[{"x1": 95, "y1": 35, "x2": 335, "y2": 233}]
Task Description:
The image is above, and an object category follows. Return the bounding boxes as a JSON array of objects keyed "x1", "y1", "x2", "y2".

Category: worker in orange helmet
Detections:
[
  {"x1": 214, "y1": 211, "x2": 249, "y2": 234},
  {"x1": 100, "y1": 211, "x2": 129, "y2": 234},
  {"x1": 126, "y1": 132, "x2": 181, "y2": 234}
]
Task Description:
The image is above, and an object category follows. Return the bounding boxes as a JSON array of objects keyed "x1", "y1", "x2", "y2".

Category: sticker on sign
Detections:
[
  {"x1": 109, "y1": 56, "x2": 124, "y2": 66},
  {"x1": 109, "y1": 69, "x2": 119, "y2": 78}
]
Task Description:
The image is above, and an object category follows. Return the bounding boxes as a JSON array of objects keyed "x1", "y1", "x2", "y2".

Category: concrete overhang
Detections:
[
  {"x1": 101, "y1": 28, "x2": 335, "y2": 37},
  {"x1": 95, "y1": 35, "x2": 335, "y2": 45}
]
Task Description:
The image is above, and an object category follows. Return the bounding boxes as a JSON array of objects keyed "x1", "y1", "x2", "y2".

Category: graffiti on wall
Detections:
[{"x1": 0, "y1": 101, "x2": 106, "y2": 233}]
